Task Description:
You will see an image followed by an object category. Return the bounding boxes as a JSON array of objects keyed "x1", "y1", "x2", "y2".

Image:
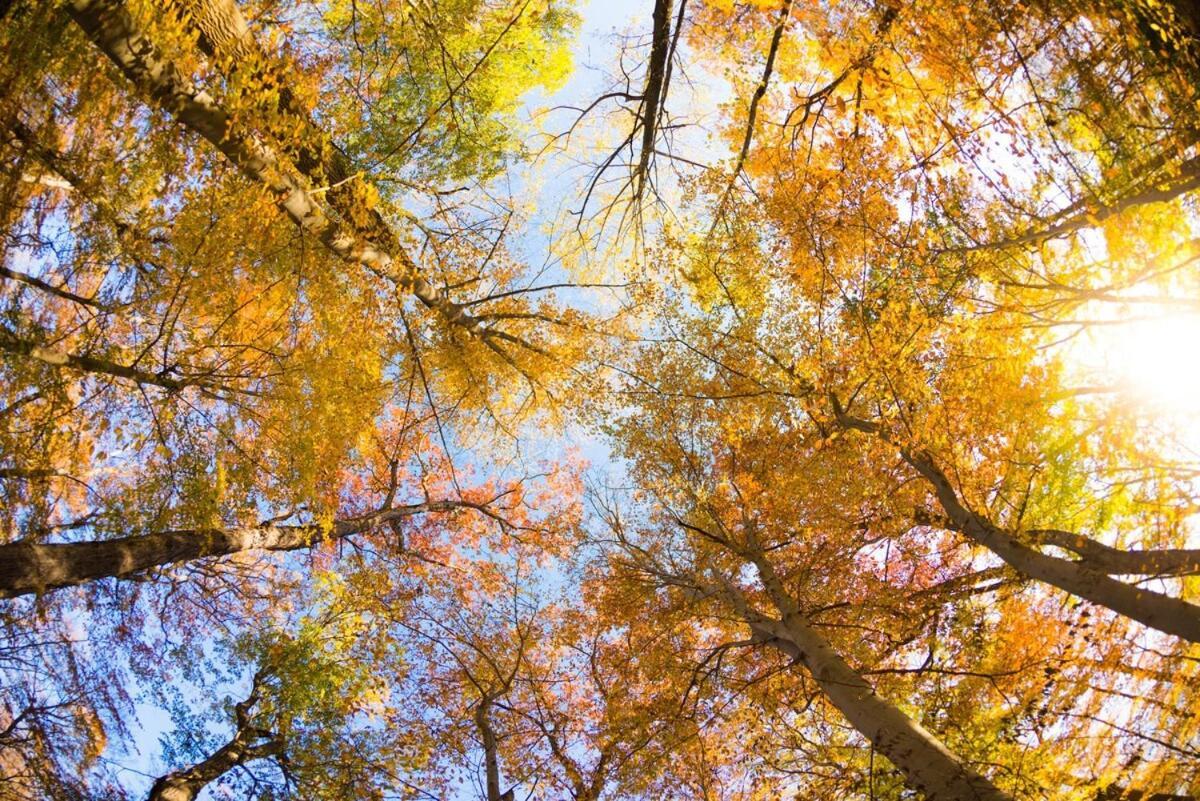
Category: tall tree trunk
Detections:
[
  {"x1": 0, "y1": 501, "x2": 467, "y2": 598},
  {"x1": 1029, "y1": 528, "x2": 1200, "y2": 576},
  {"x1": 148, "y1": 736, "x2": 276, "y2": 801},
  {"x1": 632, "y1": 0, "x2": 673, "y2": 199},
  {"x1": 63, "y1": 0, "x2": 489, "y2": 337},
  {"x1": 148, "y1": 672, "x2": 279, "y2": 801},
  {"x1": 731, "y1": 547, "x2": 1013, "y2": 801},
  {"x1": 475, "y1": 694, "x2": 505, "y2": 801},
  {"x1": 905, "y1": 450, "x2": 1200, "y2": 643},
  {"x1": 748, "y1": 612, "x2": 1011, "y2": 801},
  {"x1": 0, "y1": 327, "x2": 209, "y2": 393},
  {"x1": 834, "y1": 410, "x2": 1200, "y2": 643},
  {"x1": 167, "y1": 0, "x2": 406, "y2": 257}
]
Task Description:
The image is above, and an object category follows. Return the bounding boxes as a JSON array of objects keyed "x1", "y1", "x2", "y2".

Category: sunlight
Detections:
[
  {"x1": 1103, "y1": 312, "x2": 1200, "y2": 417},
  {"x1": 1069, "y1": 304, "x2": 1200, "y2": 453}
]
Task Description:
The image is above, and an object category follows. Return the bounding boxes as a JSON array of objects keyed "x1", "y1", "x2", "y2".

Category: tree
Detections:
[
  {"x1": 148, "y1": 576, "x2": 424, "y2": 800},
  {"x1": 0, "y1": 0, "x2": 598, "y2": 597},
  {"x1": 4, "y1": 0, "x2": 1200, "y2": 797}
]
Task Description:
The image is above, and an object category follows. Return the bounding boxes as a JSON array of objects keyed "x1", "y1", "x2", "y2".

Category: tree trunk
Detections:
[
  {"x1": 148, "y1": 737, "x2": 274, "y2": 801},
  {"x1": 173, "y1": 0, "x2": 256, "y2": 62},
  {"x1": 0, "y1": 327, "x2": 203, "y2": 393},
  {"x1": 750, "y1": 612, "x2": 1012, "y2": 801},
  {"x1": 148, "y1": 673, "x2": 278, "y2": 801},
  {"x1": 1030, "y1": 528, "x2": 1200, "y2": 576},
  {"x1": 167, "y1": 0, "x2": 405, "y2": 256},
  {"x1": 834, "y1": 411, "x2": 1200, "y2": 643},
  {"x1": 475, "y1": 695, "x2": 504, "y2": 801},
  {"x1": 0, "y1": 502, "x2": 464, "y2": 598},
  {"x1": 906, "y1": 450, "x2": 1200, "y2": 643},
  {"x1": 980, "y1": 157, "x2": 1200, "y2": 250},
  {"x1": 632, "y1": 0, "x2": 672, "y2": 198},
  {"x1": 64, "y1": 0, "x2": 488, "y2": 336},
  {"x1": 732, "y1": 545, "x2": 1012, "y2": 801}
]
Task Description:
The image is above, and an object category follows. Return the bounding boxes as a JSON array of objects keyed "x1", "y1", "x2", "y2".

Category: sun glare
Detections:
[
  {"x1": 1102, "y1": 313, "x2": 1200, "y2": 414},
  {"x1": 1073, "y1": 308, "x2": 1200, "y2": 449}
]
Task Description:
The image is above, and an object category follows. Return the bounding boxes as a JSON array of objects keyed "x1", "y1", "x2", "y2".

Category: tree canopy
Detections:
[{"x1": 2, "y1": 0, "x2": 1200, "y2": 798}]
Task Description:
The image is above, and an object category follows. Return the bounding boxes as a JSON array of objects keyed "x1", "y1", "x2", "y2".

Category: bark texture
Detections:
[
  {"x1": 0, "y1": 502, "x2": 466, "y2": 598},
  {"x1": 148, "y1": 736, "x2": 277, "y2": 801},
  {"x1": 750, "y1": 614, "x2": 1012, "y2": 801},
  {"x1": 733, "y1": 547, "x2": 1012, "y2": 800}
]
